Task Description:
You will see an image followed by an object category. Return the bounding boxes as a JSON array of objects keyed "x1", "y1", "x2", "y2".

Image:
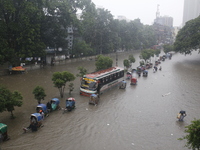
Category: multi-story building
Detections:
[
  {"x1": 182, "y1": 0, "x2": 200, "y2": 26},
  {"x1": 154, "y1": 16, "x2": 173, "y2": 27}
]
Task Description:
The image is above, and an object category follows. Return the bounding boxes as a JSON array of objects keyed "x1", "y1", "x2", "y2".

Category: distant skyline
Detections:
[{"x1": 91, "y1": 0, "x2": 184, "y2": 26}]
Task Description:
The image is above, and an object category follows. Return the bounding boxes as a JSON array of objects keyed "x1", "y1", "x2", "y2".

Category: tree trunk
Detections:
[{"x1": 10, "y1": 111, "x2": 14, "y2": 119}]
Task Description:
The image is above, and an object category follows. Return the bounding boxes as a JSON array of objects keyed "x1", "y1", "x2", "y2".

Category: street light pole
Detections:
[{"x1": 116, "y1": 51, "x2": 118, "y2": 66}]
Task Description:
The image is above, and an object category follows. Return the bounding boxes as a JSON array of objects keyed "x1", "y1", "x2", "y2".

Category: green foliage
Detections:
[
  {"x1": 139, "y1": 49, "x2": 155, "y2": 63},
  {"x1": 73, "y1": 40, "x2": 94, "y2": 56},
  {"x1": 179, "y1": 118, "x2": 200, "y2": 150},
  {"x1": 95, "y1": 55, "x2": 113, "y2": 71},
  {"x1": 0, "y1": 85, "x2": 23, "y2": 118},
  {"x1": 128, "y1": 55, "x2": 136, "y2": 63},
  {"x1": 174, "y1": 16, "x2": 200, "y2": 55},
  {"x1": 154, "y1": 49, "x2": 161, "y2": 56},
  {"x1": 123, "y1": 59, "x2": 130, "y2": 69},
  {"x1": 0, "y1": 0, "x2": 46, "y2": 65},
  {"x1": 139, "y1": 61, "x2": 145, "y2": 66},
  {"x1": 0, "y1": 0, "x2": 157, "y2": 65},
  {"x1": 76, "y1": 66, "x2": 88, "y2": 78},
  {"x1": 163, "y1": 44, "x2": 174, "y2": 54},
  {"x1": 32, "y1": 86, "x2": 46, "y2": 104},
  {"x1": 52, "y1": 71, "x2": 75, "y2": 98}
]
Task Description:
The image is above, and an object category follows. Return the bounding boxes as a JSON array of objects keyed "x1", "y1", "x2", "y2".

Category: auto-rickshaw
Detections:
[
  {"x1": 36, "y1": 103, "x2": 48, "y2": 116},
  {"x1": 66, "y1": 97, "x2": 76, "y2": 111},
  {"x1": 89, "y1": 94, "x2": 99, "y2": 105},
  {"x1": 0, "y1": 123, "x2": 10, "y2": 142},
  {"x1": 130, "y1": 77, "x2": 137, "y2": 85},
  {"x1": 23, "y1": 113, "x2": 43, "y2": 133},
  {"x1": 143, "y1": 70, "x2": 148, "y2": 77},
  {"x1": 126, "y1": 72, "x2": 132, "y2": 79},
  {"x1": 51, "y1": 98, "x2": 60, "y2": 111},
  {"x1": 119, "y1": 80, "x2": 126, "y2": 89},
  {"x1": 62, "y1": 97, "x2": 76, "y2": 114}
]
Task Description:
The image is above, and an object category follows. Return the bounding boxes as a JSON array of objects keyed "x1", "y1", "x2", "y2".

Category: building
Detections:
[
  {"x1": 153, "y1": 5, "x2": 174, "y2": 45},
  {"x1": 182, "y1": 0, "x2": 200, "y2": 26},
  {"x1": 154, "y1": 16, "x2": 173, "y2": 27}
]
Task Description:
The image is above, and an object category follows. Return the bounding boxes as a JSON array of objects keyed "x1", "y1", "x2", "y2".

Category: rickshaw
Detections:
[
  {"x1": 143, "y1": 70, "x2": 148, "y2": 77},
  {"x1": 130, "y1": 77, "x2": 137, "y2": 85},
  {"x1": 36, "y1": 103, "x2": 48, "y2": 116},
  {"x1": 136, "y1": 67, "x2": 142, "y2": 77},
  {"x1": 126, "y1": 72, "x2": 132, "y2": 79},
  {"x1": 119, "y1": 80, "x2": 126, "y2": 89},
  {"x1": 0, "y1": 123, "x2": 10, "y2": 142},
  {"x1": 89, "y1": 94, "x2": 99, "y2": 105},
  {"x1": 51, "y1": 98, "x2": 60, "y2": 111},
  {"x1": 62, "y1": 97, "x2": 76, "y2": 113},
  {"x1": 23, "y1": 113, "x2": 43, "y2": 133}
]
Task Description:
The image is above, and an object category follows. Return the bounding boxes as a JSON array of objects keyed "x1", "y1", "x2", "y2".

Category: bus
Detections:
[{"x1": 80, "y1": 67, "x2": 125, "y2": 96}]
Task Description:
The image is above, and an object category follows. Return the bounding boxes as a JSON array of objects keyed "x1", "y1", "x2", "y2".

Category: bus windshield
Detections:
[{"x1": 81, "y1": 78, "x2": 97, "y2": 90}]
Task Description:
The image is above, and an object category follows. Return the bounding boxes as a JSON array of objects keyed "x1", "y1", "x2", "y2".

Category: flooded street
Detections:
[{"x1": 1, "y1": 51, "x2": 200, "y2": 150}]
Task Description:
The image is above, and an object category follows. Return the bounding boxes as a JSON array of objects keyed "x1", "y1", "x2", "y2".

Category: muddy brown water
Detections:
[{"x1": 1, "y1": 51, "x2": 200, "y2": 150}]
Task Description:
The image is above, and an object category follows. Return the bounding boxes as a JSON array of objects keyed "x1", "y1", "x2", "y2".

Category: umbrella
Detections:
[{"x1": 68, "y1": 97, "x2": 75, "y2": 101}]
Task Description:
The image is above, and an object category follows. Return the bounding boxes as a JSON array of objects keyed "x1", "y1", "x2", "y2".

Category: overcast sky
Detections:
[{"x1": 91, "y1": 0, "x2": 184, "y2": 26}]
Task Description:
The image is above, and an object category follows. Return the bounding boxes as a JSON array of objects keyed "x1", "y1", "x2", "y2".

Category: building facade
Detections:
[{"x1": 182, "y1": 0, "x2": 200, "y2": 26}]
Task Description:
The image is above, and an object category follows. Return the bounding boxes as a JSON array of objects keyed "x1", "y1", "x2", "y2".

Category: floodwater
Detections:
[{"x1": 1, "y1": 51, "x2": 200, "y2": 150}]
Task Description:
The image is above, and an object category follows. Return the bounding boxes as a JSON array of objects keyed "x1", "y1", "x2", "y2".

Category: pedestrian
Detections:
[
  {"x1": 177, "y1": 110, "x2": 187, "y2": 121},
  {"x1": 159, "y1": 66, "x2": 162, "y2": 71}
]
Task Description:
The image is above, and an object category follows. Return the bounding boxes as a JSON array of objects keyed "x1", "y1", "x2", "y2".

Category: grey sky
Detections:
[{"x1": 92, "y1": 0, "x2": 184, "y2": 26}]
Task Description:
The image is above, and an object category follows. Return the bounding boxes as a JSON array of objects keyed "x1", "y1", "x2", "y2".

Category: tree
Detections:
[
  {"x1": 32, "y1": 86, "x2": 46, "y2": 104},
  {"x1": 139, "y1": 49, "x2": 154, "y2": 63},
  {"x1": 179, "y1": 118, "x2": 200, "y2": 150},
  {"x1": 129, "y1": 54, "x2": 136, "y2": 64},
  {"x1": 163, "y1": 44, "x2": 173, "y2": 54},
  {"x1": 68, "y1": 83, "x2": 74, "y2": 95},
  {"x1": 154, "y1": 49, "x2": 161, "y2": 57},
  {"x1": 174, "y1": 16, "x2": 200, "y2": 55},
  {"x1": 73, "y1": 41, "x2": 94, "y2": 57},
  {"x1": 0, "y1": 86, "x2": 23, "y2": 118},
  {"x1": 123, "y1": 59, "x2": 130, "y2": 69},
  {"x1": 0, "y1": 0, "x2": 46, "y2": 65},
  {"x1": 76, "y1": 66, "x2": 88, "y2": 78},
  {"x1": 95, "y1": 55, "x2": 113, "y2": 71},
  {"x1": 52, "y1": 71, "x2": 75, "y2": 98}
]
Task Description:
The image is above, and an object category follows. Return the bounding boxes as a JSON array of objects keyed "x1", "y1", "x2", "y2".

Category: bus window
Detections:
[{"x1": 89, "y1": 82, "x2": 97, "y2": 90}]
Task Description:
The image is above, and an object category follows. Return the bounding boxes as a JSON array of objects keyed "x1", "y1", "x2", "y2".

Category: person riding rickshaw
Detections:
[
  {"x1": 23, "y1": 113, "x2": 43, "y2": 133},
  {"x1": 89, "y1": 94, "x2": 99, "y2": 105}
]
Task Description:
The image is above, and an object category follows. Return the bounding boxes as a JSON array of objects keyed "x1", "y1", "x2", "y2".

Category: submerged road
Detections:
[{"x1": 1, "y1": 51, "x2": 200, "y2": 150}]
